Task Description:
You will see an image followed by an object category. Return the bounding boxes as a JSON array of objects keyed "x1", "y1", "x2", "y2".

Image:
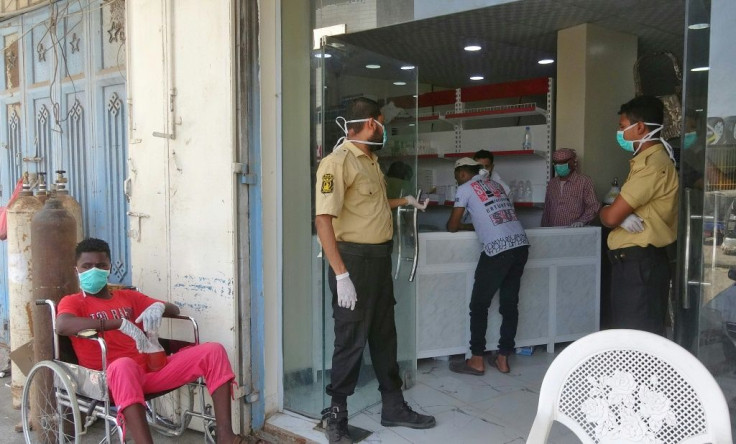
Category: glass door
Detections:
[
  {"x1": 675, "y1": 0, "x2": 736, "y2": 433},
  {"x1": 317, "y1": 37, "x2": 419, "y2": 416}
]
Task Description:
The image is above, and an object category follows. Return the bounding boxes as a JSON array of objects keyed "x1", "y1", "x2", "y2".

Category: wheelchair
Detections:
[{"x1": 20, "y1": 299, "x2": 217, "y2": 443}]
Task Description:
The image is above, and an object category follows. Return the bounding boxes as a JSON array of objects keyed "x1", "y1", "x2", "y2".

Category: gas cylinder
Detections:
[
  {"x1": 6, "y1": 179, "x2": 42, "y2": 407},
  {"x1": 603, "y1": 177, "x2": 621, "y2": 205},
  {"x1": 30, "y1": 199, "x2": 77, "y2": 427},
  {"x1": 35, "y1": 172, "x2": 48, "y2": 204},
  {"x1": 52, "y1": 170, "x2": 83, "y2": 242}
]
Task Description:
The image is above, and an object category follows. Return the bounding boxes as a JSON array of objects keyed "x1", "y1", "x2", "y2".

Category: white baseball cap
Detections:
[{"x1": 454, "y1": 157, "x2": 481, "y2": 169}]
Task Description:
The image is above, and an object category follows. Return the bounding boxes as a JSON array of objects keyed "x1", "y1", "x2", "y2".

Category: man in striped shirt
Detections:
[{"x1": 541, "y1": 148, "x2": 600, "y2": 227}]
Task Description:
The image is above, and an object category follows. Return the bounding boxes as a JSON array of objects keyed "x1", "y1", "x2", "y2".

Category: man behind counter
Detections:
[
  {"x1": 446, "y1": 157, "x2": 529, "y2": 375},
  {"x1": 473, "y1": 149, "x2": 512, "y2": 199},
  {"x1": 599, "y1": 95, "x2": 678, "y2": 335},
  {"x1": 541, "y1": 148, "x2": 599, "y2": 227}
]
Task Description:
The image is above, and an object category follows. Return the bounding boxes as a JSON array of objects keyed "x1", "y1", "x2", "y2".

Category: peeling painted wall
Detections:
[{"x1": 125, "y1": 0, "x2": 244, "y2": 431}]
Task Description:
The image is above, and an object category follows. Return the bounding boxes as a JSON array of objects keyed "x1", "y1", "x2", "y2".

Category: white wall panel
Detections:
[{"x1": 126, "y1": 0, "x2": 242, "y2": 430}]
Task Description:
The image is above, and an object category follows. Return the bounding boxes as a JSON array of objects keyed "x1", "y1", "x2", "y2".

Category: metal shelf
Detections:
[{"x1": 444, "y1": 150, "x2": 546, "y2": 158}]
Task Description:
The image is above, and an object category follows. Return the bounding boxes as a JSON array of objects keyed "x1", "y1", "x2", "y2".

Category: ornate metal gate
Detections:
[{"x1": 0, "y1": 0, "x2": 129, "y2": 351}]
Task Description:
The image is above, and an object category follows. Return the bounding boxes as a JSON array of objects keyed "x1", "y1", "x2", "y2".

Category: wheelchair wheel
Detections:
[
  {"x1": 145, "y1": 383, "x2": 194, "y2": 436},
  {"x1": 21, "y1": 361, "x2": 82, "y2": 444}
]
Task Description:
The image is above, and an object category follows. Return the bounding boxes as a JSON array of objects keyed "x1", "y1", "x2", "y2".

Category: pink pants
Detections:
[{"x1": 107, "y1": 342, "x2": 235, "y2": 413}]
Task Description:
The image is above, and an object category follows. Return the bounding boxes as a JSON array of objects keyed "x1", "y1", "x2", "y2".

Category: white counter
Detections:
[{"x1": 416, "y1": 226, "x2": 601, "y2": 358}]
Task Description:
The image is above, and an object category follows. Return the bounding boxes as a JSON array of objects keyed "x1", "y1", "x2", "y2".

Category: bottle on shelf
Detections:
[
  {"x1": 524, "y1": 180, "x2": 532, "y2": 202},
  {"x1": 522, "y1": 126, "x2": 532, "y2": 150},
  {"x1": 512, "y1": 181, "x2": 521, "y2": 202},
  {"x1": 603, "y1": 177, "x2": 621, "y2": 205}
]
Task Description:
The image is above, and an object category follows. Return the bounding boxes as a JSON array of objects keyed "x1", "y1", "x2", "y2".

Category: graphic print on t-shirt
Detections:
[
  {"x1": 455, "y1": 175, "x2": 529, "y2": 257},
  {"x1": 470, "y1": 180, "x2": 518, "y2": 226},
  {"x1": 88, "y1": 306, "x2": 133, "y2": 321}
]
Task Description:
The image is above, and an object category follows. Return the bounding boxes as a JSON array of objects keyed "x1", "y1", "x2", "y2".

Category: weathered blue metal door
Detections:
[{"x1": 0, "y1": 0, "x2": 129, "y2": 355}]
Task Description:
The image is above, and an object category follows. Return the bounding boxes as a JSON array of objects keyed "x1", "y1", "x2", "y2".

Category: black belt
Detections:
[
  {"x1": 337, "y1": 241, "x2": 393, "y2": 257},
  {"x1": 607, "y1": 245, "x2": 667, "y2": 264}
]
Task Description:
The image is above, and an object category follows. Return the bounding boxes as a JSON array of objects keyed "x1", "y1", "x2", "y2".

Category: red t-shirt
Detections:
[{"x1": 57, "y1": 289, "x2": 160, "y2": 370}]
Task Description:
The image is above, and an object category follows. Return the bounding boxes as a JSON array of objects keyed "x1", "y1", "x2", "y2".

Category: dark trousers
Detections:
[
  {"x1": 325, "y1": 242, "x2": 403, "y2": 404},
  {"x1": 608, "y1": 245, "x2": 670, "y2": 336},
  {"x1": 469, "y1": 246, "x2": 529, "y2": 356}
]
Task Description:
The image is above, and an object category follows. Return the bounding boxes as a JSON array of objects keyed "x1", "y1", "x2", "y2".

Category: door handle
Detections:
[
  {"x1": 683, "y1": 188, "x2": 712, "y2": 309},
  {"x1": 712, "y1": 192, "x2": 721, "y2": 283},
  {"x1": 409, "y1": 188, "x2": 422, "y2": 282},
  {"x1": 394, "y1": 203, "x2": 404, "y2": 280}
]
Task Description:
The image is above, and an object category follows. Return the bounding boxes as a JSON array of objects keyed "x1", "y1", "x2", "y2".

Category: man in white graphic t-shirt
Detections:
[{"x1": 446, "y1": 158, "x2": 529, "y2": 376}]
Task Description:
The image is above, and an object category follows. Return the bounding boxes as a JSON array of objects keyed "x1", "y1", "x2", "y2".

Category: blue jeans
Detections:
[{"x1": 469, "y1": 246, "x2": 529, "y2": 356}]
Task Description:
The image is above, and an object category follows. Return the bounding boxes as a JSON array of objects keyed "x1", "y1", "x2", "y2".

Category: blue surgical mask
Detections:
[
  {"x1": 683, "y1": 131, "x2": 697, "y2": 150},
  {"x1": 334, "y1": 117, "x2": 386, "y2": 151},
  {"x1": 616, "y1": 130, "x2": 636, "y2": 153},
  {"x1": 554, "y1": 163, "x2": 571, "y2": 177},
  {"x1": 77, "y1": 267, "x2": 110, "y2": 294},
  {"x1": 377, "y1": 120, "x2": 387, "y2": 148},
  {"x1": 616, "y1": 122, "x2": 663, "y2": 154}
]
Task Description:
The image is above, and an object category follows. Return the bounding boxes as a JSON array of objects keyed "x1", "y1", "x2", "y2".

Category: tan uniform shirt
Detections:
[
  {"x1": 608, "y1": 144, "x2": 679, "y2": 249},
  {"x1": 315, "y1": 141, "x2": 393, "y2": 244}
]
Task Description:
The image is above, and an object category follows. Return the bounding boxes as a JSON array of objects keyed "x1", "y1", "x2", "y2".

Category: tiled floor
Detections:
[
  {"x1": 2, "y1": 347, "x2": 578, "y2": 443},
  {"x1": 269, "y1": 347, "x2": 582, "y2": 444}
]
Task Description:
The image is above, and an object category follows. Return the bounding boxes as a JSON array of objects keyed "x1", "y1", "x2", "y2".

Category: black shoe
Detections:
[
  {"x1": 321, "y1": 406, "x2": 353, "y2": 444},
  {"x1": 380, "y1": 401, "x2": 436, "y2": 429}
]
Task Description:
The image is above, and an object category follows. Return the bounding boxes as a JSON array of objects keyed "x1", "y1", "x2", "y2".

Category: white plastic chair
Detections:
[{"x1": 527, "y1": 329, "x2": 733, "y2": 444}]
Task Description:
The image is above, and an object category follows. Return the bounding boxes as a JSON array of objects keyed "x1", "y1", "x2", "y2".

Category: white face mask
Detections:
[{"x1": 334, "y1": 117, "x2": 386, "y2": 151}]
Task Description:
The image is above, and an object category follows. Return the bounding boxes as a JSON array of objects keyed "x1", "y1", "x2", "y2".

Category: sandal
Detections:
[
  {"x1": 489, "y1": 354, "x2": 510, "y2": 374},
  {"x1": 449, "y1": 359, "x2": 484, "y2": 376}
]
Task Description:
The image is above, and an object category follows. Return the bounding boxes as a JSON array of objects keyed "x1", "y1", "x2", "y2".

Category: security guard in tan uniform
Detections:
[
  {"x1": 600, "y1": 95, "x2": 678, "y2": 336},
  {"x1": 315, "y1": 98, "x2": 435, "y2": 443}
]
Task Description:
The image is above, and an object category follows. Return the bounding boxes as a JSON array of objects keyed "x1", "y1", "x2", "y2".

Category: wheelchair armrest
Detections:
[
  {"x1": 162, "y1": 314, "x2": 200, "y2": 346},
  {"x1": 75, "y1": 331, "x2": 110, "y2": 373}
]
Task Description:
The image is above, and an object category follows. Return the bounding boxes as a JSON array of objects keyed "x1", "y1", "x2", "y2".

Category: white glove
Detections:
[
  {"x1": 335, "y1": 272, "x2": 357, "y2": 311},
  {"x1": 405, "y1": 195, "x2": 429, "y2": 212},
  {"x1": 119, "y1": 318, "x2": 149, "y2": 352},
  {"x1": 570, "y1": 222, "x2": 584, "y2": 228},
  {"x1": 135, "y1": 302, "x2": 165, "y2": 333},
  {"x1": 620, "y1": 214, "x2": 645, "y2": 233}
]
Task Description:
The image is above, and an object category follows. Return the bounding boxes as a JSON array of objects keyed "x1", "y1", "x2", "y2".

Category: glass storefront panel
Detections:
[
  {"x1": 676, "y1": 0, "x2": 736, "y2": 432},
  {"x1": 282, "y1": 27, "x2": 419, "y2": 417},
  {"x1": 319, "y1": 37, "x2": 419, "y2": 415}
]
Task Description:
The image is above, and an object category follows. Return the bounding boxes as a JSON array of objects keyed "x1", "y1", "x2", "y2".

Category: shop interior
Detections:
[{"x1": 280, "y1": 0, "x2": 736, "y2": 440}]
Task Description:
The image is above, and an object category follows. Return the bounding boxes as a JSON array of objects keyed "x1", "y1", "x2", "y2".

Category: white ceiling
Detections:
[{"x1": 334, "y1": 0, "x2": 686, "y2": 90}]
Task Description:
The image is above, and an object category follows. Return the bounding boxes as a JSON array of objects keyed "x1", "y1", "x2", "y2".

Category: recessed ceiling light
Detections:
[
  {"x1": 401, "y1": 65, "x2": 415, "y2": 70},
  {"x1": 688, "y1": 23, "x2": 710, "y2": 30},
  {"x1": 365, "y1": 64, "x2": 381, "y2": 69},
  {"x1": 314, "y1": 53, "x2": 332, "y2": 59},
  {"x1": 470, "y1": 75, "x2": 484, "y2": 81},
  {"x1": 691, "y1": 66, "x2": 710, "y2": 72},
  {"x1": 538, "y1": 59, "x2": 555, "y2": 65},
  {"x1": 409, "y1": 123, "x2": 415, "y2": 127},
  {"x1": 464, "y1": 45, "x2": 482, "y2": 52},
  {"x1": 393, "y1": 81, "x2": 407, "y2": 86}
]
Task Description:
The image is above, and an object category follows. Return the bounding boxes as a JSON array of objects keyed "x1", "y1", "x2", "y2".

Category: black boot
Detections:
[
  {"x1": 321, "y1": 405, "x2": 353, "y2": 444},
  {"x1": 380, "y1": 393, "x2": 436, "y2": 429}
]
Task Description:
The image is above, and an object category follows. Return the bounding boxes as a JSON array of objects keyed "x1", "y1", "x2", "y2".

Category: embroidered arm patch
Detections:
[{"x1": 321, "y1": 173, "x2": 334, "y2": 194}]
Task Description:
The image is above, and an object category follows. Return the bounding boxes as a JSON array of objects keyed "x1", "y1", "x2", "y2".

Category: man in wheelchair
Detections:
[{"x1": 55, "y1": 238, "x2": 245, "y2": 444}]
